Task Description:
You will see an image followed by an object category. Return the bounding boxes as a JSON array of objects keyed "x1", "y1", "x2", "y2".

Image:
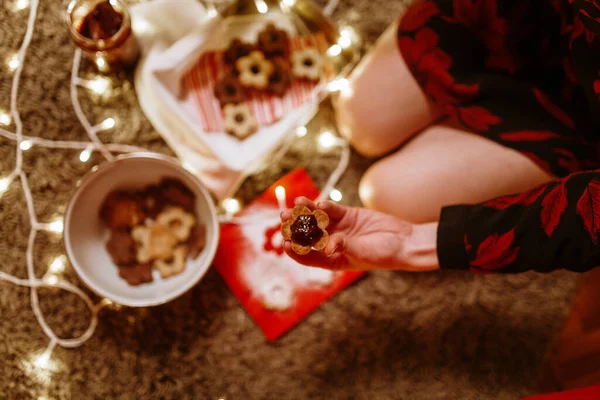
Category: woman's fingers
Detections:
[
  {"x1": 324, "y1": 232, "x2": 346, "y2": 257},
  {"x1": 280, "y1": 210, "x2": 292, "y2": 222},
  {"x1": 317, "y1": 200, "x2": 348, "y2": 222},
  {"x1": 283, "y1": 241, "x2": 346, "y2": 269},
  {"x1": 294, "y1": 196, "x2": 316, "y2": 210}
]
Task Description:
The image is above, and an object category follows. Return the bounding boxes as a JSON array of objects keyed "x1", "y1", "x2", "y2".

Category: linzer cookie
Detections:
[
  {"x1": 224, "y1": 39, "x2": 255, "y2": 67},
  {"x1": 100, "y1": 179, "x2": 207, "y2": 286},
  {"x1": 281, "y1": 205, "x2": 329, "y2": 255},
  {"x1": 213, "y1": 73, "x2": 247, "y2": 107}
]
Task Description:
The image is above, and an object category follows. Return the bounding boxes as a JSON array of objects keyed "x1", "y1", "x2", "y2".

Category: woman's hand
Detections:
[{"x1": 281, "y1": 197, "x2": 440, "y2": 271}]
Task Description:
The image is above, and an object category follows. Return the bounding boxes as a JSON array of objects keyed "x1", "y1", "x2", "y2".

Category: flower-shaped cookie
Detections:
[
  {"x1": 223, "y1": 103, "x2": 258, "y2": 139},
  {"x1": 156, "y1": 206, "x2": 196, "y2": 242},
  {"x1": 213, "y1": 73, "x2": 247, "y2": 107},
  {"x1": 154, "y1": 246, "x2": 187, "y2": 278},
  {"x1": 267, "y1": 58, "x2": 292, "y2": 97},
  {"x1": 132, "y1": 224, "x2": 178, "y2": 263},
  {"x1": 236, "y1": 51, "x2": 274, "y2": 90},
  {"x1": 224, "y1": 39, "x2": 255, "y2": 66},
  {"x1": 291, "y1": 47, "x2": 323, "y2": 81},
  {"x1": 281, "y1": 205, "x2": 329, "y2": 255},
  {"x1": 258, "y1": 23, "x2": 289, "y2": 58}
]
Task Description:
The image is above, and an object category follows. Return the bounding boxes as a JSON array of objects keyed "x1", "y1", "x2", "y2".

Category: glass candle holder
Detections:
[{"x1": 66, "y1": 0, "x2": 140, "y2": 73}]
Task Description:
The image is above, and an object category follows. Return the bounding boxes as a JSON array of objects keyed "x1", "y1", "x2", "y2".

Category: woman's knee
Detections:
[{"x1": 359, "y1": 158, "x2": 436, "y2": 223}]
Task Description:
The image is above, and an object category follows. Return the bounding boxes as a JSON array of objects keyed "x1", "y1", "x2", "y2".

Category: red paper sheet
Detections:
[
  {"x1": 214, "y1": 168, "x2": 364, "y2": 340},
  {"x1": 522, "y1": 385, "x2": 600, "y2": 400}
]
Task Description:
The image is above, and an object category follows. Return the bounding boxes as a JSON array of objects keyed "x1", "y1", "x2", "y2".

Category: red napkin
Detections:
[{"x1": 213, "y1": 168, "x2": 364, "y2": 340}]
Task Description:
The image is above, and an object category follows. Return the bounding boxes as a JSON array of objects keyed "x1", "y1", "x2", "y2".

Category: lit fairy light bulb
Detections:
[
  {"x1": 85, "y1": 76, "x2": 111, "y2": 95},
  {"x1": 49, "y1": 255, "x2": 67, "y2": 274},
  {"x1": 32, "y1": 346, "x2": 54, "y2": 369},
  {"x1": 255, "y1": 0, "x2": 268, "y2": 13},
  {"x1": 223, "y1": 198, "x2": 241, "y2": 215},
  {"x1": 327, "y1": 44, "x2": 342, "y2": 57},
  {"x1": 95, "y1": 54, "x2": 108, "y2": 72},
  {"x1": 47, "y1": 218, "x2": 64, "y2": 233},
  {"x1": 0, "y1": 110, "x2": 11, "y2": 126},
  {"x1": 79, "y1": 147, "x2": 92, "y2": 162},
  {"x1": 327, "y1": 78, "x2": 349, "y2": 93},
  {"x1": 296, "y1": 126, "x2": 307, "y2": 138},
  {"x1": 19, "y1": 140, "x2": 32, "y2": 151},
  {"x1": 98, "y1": 117, "x2": 115, "y2": 131},
  {"x1": 46, "y1": 275, "x2": 59, "y2": 285},
  {"x1": 329, "y1": 189, "x2": 342, "y2": 202},
  {"x1": 281, "y1": 0, "x2": 295, "y2": 5},
  {"x1": 318, "y1": 130, "x2": 337, "y2": 150},
  {"x1": 207, "y1": 7, "x2": 218, "y2": 18},
  {"x1": 339, "y1": 26, "x2": 358, "y2": 48},
  {"x1": 7, "y1": 53, "x2": 20, "y2": 71},
  {"x1": 0, "y1": 176, "x2": 12, "y2": 194},
  {"x1": 13, "y1": 0, "x2": 29, "y2": 11}
]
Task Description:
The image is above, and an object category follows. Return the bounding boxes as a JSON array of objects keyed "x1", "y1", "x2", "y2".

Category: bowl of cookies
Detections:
[{"x1": 65, "y1": 153, "x2": 219, "y2": 307}]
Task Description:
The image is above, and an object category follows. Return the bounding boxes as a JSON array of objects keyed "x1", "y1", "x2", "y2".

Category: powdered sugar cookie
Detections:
[
  {"x1": 236, "y1": 51, "x2": 274, "y2": 89},
  {"x1": 223, "y1": 103, "x2": 257, "y2": 139}
]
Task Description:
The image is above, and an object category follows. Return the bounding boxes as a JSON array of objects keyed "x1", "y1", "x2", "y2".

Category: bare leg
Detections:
[
  {"x1": 359, "y1": 124, "x2": 555, "y2": 223},
  {"x1": 335, "y1": 21, "x2": 439, "y2": 158}
]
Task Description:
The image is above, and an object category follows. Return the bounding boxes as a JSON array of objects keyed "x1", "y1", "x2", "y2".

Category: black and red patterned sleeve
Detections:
[{"x1": 438, "y1": 171, "x2": 600, "y2": 273}]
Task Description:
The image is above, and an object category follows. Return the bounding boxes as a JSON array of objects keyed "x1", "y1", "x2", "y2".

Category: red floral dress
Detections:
[{"x1": 398, "y1": 0, "x2": 600, "y2": 272}]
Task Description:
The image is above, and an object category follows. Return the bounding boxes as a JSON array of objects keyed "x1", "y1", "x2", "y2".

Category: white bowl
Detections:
[{"x1": 65, "y1": 153, "x2": 219, "y2": 307}]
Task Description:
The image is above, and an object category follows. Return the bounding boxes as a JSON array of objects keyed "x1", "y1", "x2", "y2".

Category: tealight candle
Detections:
[{"x1": 66, "y1": 0, "x2": 139, "y2": 72}]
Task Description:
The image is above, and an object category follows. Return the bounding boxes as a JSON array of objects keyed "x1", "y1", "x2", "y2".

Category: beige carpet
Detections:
[{"x1": 0, "y1": 0, "x2": 579, "y2": 398}]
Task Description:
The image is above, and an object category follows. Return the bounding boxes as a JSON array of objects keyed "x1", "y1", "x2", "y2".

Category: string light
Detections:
[
  {"x1": 7, "y1": 53, "x2": 20, "y2": 71},
  {"x1": 223, "y1": 198, "x2": 242, "y2": 215},
  {"x1": 12, "y1": 0, "x2": 30, "y2": 11},
  {"x1": 296, "y1": 126, "x2": 307, "y2": 138},
  {"x1": 48, "y1": 255, "x2": 67, "y2": 274},
  {"x1": 318, "y1": 130, "x2": 337, "y2": 150},
  {"x1": 0, "y1": 110, "x2": 11, "y2": 125},
  {"x1": 47, "y1": 218, "x2": 64, "y2": 233},
  {"x1": 255, "y1": 0, "x2": 268, "y2": 13},
  {"x1": 82, "y1": 76, "x2": 111, "y2": 95},
  {"x1": 327, "y1": 44, "x2": 342, "y2": 57},
  {"x1": 281, "y1": 0, "x2": 295, "y2": 5},
  {"x1": 19, "y1": 140, "x2": 32, "y2": 150},
  {"x1": 329, "y1": 189, "x2": 342, "y2": 202},
  {"x1": 79, "y1": 146, "x2": 92, "y2": 162}
]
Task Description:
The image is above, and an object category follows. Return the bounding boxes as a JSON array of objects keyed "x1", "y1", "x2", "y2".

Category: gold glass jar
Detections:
[{"x1": 66, "y1": 0, "x2": 140, "y2": 73}]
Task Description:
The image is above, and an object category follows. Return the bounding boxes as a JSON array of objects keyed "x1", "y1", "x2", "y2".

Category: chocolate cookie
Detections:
[
  {"x1": 258, "y1": 24, "x2": 289, "y2": 58},
  {"x1": 267, "y1": 58, "x2": 291, "y2": 97},
  {"x1": 224, "y1": 39, "x2": 255, "y2": 67},
  {"x1": 187, "y1": 224, "x2": 207, "y2": 259},
  {"x1": 106, "y1": 229, "x2": 137, "y2": 266},
  {"x1": 100, "y1": 191, "x2": 145, "y2": 229},
  {"x1": 160, "y1": 178, "x2": 195, "y2": 212},
  {"x1": 214, "y1": 73, "x2": 247, "y2": 107},
  {"x1": 118, "y1": 264, "x2": 154, "y2": 286}
]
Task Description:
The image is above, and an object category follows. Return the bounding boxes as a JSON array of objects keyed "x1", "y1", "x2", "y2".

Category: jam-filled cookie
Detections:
[
  {"x1": 281, "y1": 205, "x2": 329, "y2": 255},
  {"x1": 291, "y1": 47, "x2": 323, "y2": 81},
  {"x1": 236, "y1": 51, "x2": 274, "y2": 90},
  {"x1": 258, "y1": 24, "x2": 289, "y2": 58},
  {"x1": 223, "y1": 103, "x2": 258, "y2": 139}
]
